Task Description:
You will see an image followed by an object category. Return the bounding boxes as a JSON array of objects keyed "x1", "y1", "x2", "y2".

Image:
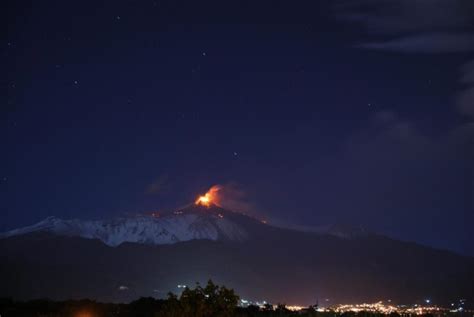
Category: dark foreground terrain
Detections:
[{"x1": 0, "y1": 281, "x2": 472, "y2": 317}]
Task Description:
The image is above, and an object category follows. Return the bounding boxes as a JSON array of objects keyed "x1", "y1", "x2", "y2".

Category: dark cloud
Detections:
[
  {"x1": 457, "y1": 61, "x2": 474, "y2": 117},
  {"x1": 336, "y1": 0, "x2": 474, "y2": 121},
  {"x1": 313, "y1": 110, "x2": 473, "y2": 255},
  {"x1": 336, "y1": 0, "x2": 474, "y2": 34},
  {"x1": 358, "y1": 33, "x2": 474, "y2": 53},
  {"x1": 336, "y1": 0, "x2": 474, "y2": 53}
]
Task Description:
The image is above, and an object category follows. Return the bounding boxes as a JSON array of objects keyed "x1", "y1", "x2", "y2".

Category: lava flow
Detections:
[{"x1": 195, "y1": 185, "x2": 221, "y2": 207}]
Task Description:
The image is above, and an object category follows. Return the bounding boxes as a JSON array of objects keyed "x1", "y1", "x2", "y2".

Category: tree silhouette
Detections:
[{"x1": 157, "y1": 280, "x2": 238, "y2": 317}]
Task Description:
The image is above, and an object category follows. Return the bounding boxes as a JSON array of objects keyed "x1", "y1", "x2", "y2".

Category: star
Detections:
[
  {"x1": 202, "y1": 52, "x2": 206, "y2": 56},
  {"x1": 74, "y1": 80, "x2": 78, "y2": 84}
]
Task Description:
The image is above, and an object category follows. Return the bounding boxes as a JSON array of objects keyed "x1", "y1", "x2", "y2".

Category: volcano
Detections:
[
  {"x1": 0, "y1": 204, "x2": 250, "y2": 247},
  {"x1": 1, "y1": 203, "x2": 473, "y2": 306}
]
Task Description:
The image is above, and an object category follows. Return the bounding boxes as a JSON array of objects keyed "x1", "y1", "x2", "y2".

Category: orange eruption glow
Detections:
[{"x1": 195, "y1": 185, "x2": 221, "y2": 207}]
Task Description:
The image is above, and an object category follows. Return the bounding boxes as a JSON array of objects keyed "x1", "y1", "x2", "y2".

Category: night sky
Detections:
[{"x1": 3, "y1": 0, "x2": 473, "y2": 255}]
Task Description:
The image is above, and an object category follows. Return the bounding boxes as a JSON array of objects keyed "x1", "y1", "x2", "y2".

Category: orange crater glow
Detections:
[{"x1": 195, "y1": 185, "x2": 221, "y2": 207}]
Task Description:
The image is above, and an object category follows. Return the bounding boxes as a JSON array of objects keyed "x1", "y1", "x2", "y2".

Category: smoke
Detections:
[
  {"x1": 210, "y1": 182, "x2": 260, "y2": 215},
  {"x1": 146, "y1": 175, "x2": 170, "y2": 195}
]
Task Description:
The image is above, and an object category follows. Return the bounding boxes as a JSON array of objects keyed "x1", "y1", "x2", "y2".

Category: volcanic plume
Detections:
[{"x1": 195, "y1": 185, "x2": 222, "y2": 207}]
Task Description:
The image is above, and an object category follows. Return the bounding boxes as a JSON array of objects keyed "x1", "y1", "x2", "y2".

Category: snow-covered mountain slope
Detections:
[
  {"x1": 0, "y1": 205, "x2": 249, "y2": 247},
  {"x1": 0, "y1": 203, "x2": 373, "y2": 247}
]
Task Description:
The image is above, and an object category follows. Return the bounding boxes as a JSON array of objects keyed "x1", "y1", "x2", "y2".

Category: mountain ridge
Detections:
[
  {"x1": 0, "y1": 204, "x2": 252, "y2": 247},
  {"x1": 0, "y1": 204, "x2": 373, "y2": 247}
]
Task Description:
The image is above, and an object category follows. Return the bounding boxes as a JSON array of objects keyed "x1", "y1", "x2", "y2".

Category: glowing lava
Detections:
[{"x1": 195, "y1": 185, "x2": 221, "y2": 207}]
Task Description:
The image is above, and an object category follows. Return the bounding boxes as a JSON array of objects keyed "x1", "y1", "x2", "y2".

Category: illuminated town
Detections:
[{"x1": 236, "y1": 298, "x2": 471, "y2": 315}]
